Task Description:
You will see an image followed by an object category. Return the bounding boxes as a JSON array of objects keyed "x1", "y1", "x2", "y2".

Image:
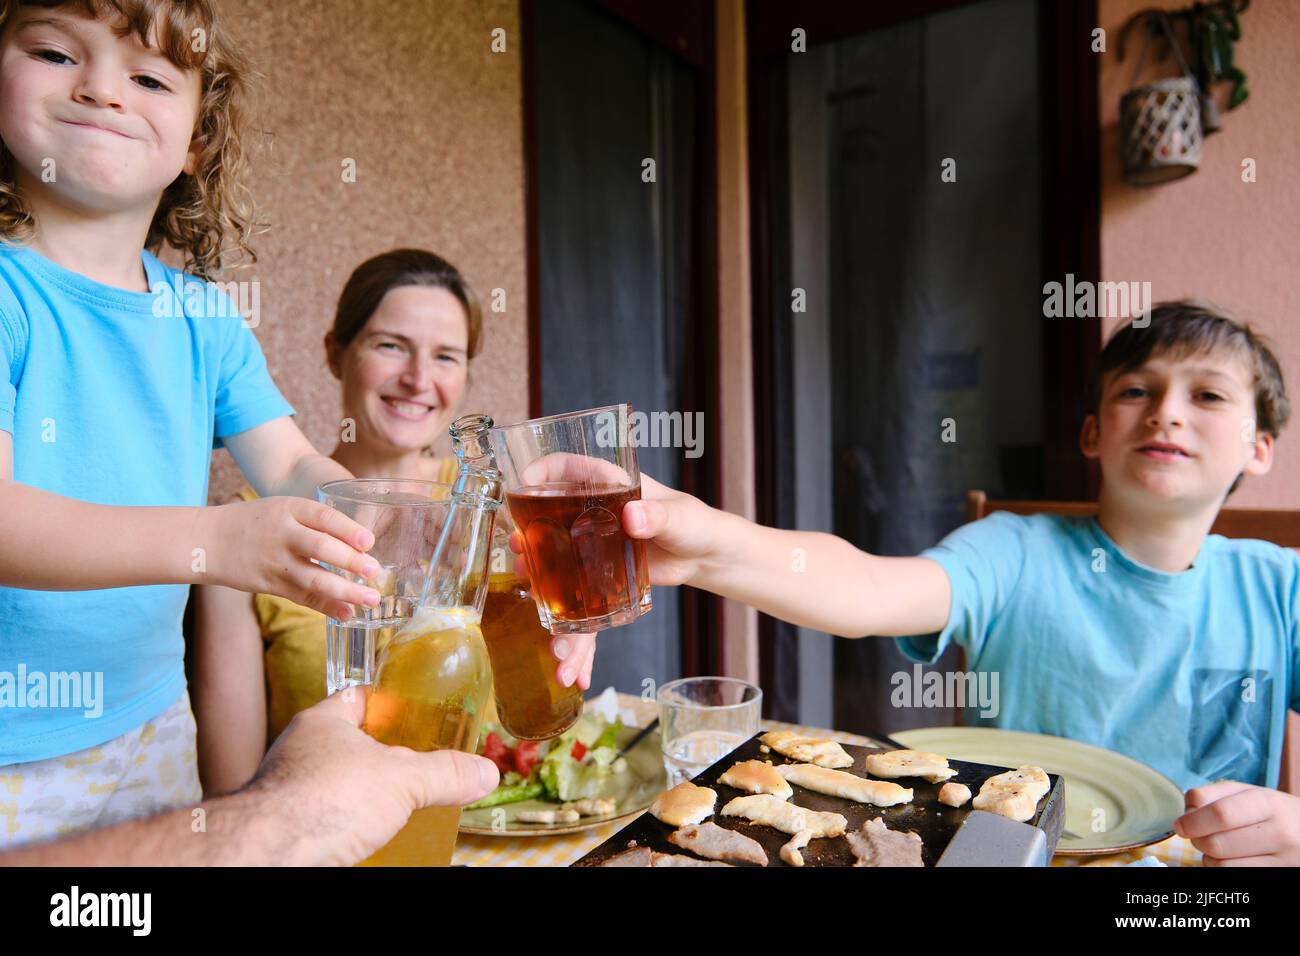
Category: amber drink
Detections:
[
  {"x1": 505, "y1": 482, "x2": 650, "y2": 632},
  {"x1": 480, "y1": 572, "x2": 584, "y2": 739},
  {"x1": 489, "y1": 404, "x2": 653, "y2": 635},
  {"x1": 359, "y1": 606, "x2": 492, "y2": 866},
  {"x1": 357, "y1": 414, "x2": 504, "y2": 867}
]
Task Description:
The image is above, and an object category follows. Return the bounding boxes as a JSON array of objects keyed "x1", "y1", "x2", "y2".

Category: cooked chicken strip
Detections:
[
  {"x1": 864, "y1": 749, "x2": 957, "y2": 783},
  {"x1": 650, "y1": 853, "x2": 732, "y2": 867},
  {"x1": 515, "y1": 809, "x2": 580, "y2": 825},
  {"x1": 980, "y1": 767, "x2": 1050, "y2": 800},
  {"x1": 598, "y1": 845, "x2": 654, "y2": 867},
  {"x1": 596, "y1": 845, "x2": 731, "y2": 867},
  {"x1": 779, "y1": 830, "x2": 814, "y2": 867},
  {"x1": 649, "y1": 782, "x2": 717, "y2": 827},
  {"x1": 720, "y1": 794, "x2": 846, "y2": 838},
  {"x1": 847, "y1": 817, "x2": 924, "y2": 867},
  {"x1": 669, "y1": 822, "x2": 768, "y2": 866},
  {"x1": 719, "y1": 760, "x2": 794, "y2": 799},
  {"x1": 972, "y1": 766, "x2": 1050, "y2": 822},
  {"x1": 560, "y1": 798, "x2": 617, "y2": 817},
  {"x1": 759, "y1": 730, "x2": 853, "y2": 769},
  {"x1": 775, "y1": 763, "x2": 912, "y2": 806},
  {"x1": 938, "y1": 782, "x2": 972, "y2": 807}
]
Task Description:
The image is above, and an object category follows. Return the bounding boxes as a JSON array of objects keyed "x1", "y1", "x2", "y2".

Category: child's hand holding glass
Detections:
[{"x1": 198, "y1": 496, "x2": 383, "y2": 621}]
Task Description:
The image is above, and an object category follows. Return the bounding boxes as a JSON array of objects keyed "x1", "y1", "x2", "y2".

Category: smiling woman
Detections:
[
  {"x1": 323, "y1": 248, "x2": 482, "y2": 471},
  {"x1": 191, "y1": 249, "x2": 485, "y2": 795}
]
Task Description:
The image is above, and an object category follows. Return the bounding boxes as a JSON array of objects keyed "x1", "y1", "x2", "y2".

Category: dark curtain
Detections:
[
  {"x1": 767, "y1": 0, "x2": 1045, "y2": 734},
  {"x1": 533, "y1": 0, "x2": 699, "y2": 694}
]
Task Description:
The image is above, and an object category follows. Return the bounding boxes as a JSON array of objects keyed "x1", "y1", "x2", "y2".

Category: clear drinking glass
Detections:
[
  {"x1": 488, "y1": 404, "x2": 652, "y2": 635},
  {"x1": 657, "y1": 677, "x2": 763, "y2": 787},
  {"x1": 317, "y1": 479, "x2": 451, "y2": 695}
]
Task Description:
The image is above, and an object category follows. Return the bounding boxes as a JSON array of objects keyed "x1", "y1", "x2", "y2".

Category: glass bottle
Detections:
[
  {"x1": 444, "y1": 413, "x2": 584, "y2": 740},
  {"x1": 359, "y1": 415, "x2": 500, "y2": 867},
  {"x1": 481, "y1": 502, "x2": 585, "y2": 740}
]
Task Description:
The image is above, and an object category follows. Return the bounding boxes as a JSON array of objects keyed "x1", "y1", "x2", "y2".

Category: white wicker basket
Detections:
[
  {"x1": 1119, "y1": 12, "x2": 1202, "y2": 186},
  {"x1": 1121, "y1": 76, "x2": 1202, "y2": 185}
]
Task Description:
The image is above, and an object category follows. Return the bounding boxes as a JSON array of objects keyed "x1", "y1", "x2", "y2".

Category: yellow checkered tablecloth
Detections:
[
  {"x1": 451, "y1": 693, "x2": 1199, "y2": 867},
  {"x1": 1051, "y1": 836, "x2": 1201, "y2": 867}
]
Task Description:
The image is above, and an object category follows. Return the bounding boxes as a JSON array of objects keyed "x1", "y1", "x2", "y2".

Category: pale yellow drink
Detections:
[{"x1": 359, "y1": 606, "x2": 493, "y2": 867}]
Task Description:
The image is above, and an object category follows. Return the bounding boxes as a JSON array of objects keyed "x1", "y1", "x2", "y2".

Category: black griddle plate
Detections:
[{"x1": 573, "y1": 734, "x2": 1065, "y2": 866}]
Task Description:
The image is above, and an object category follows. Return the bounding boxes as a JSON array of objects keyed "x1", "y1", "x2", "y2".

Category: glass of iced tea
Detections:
[
  {"x1": 316, "y1": 479, "x2": 452, "y2": 695},
  {"x1": 488, "y1": 404, "x2": 652, "y2": 635},
  {"x1": 480, "y1": 508, "x2": 584, "y2": 739}
]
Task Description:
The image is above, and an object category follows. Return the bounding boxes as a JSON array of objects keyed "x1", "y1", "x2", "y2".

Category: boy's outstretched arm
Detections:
[
  {"x1": 624, "y1": 474, "x2": 951, "y2": 638},
  {"x1": 0, "y1": 429, "x2": 380, "y2": 619},
  {"x1": 222, "y1": 416, "x2": 352, "y2": 501}
]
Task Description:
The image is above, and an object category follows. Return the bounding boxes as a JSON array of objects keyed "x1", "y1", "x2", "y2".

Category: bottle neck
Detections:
[
  {"x1": 449, "y1": 413, "x2": 502, "y2": 502},
  {"x1": 422, "y1": 413, "x2": 504, "y2": 613}
]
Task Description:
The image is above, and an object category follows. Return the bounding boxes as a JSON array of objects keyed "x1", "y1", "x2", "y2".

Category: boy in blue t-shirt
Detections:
[
  {"x1": 0, "y1": 3, "x2": 389, "y2": 844},
  {"x1": 617, "y1": 301, "x2": 1300, "y2": 866}
]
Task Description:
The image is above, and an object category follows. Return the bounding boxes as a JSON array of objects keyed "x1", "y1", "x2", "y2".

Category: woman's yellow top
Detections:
[{"x1": 237, "y1": 459, "x2": 460, "y2": 743}]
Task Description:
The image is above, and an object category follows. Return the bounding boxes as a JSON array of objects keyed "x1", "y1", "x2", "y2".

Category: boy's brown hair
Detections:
[
  {"x1": 0, "y1": 0, "x2": 258, "y2": 278},
  {"x1": 1088, "y1": 300, "x2": 1291, "y2": 440}
]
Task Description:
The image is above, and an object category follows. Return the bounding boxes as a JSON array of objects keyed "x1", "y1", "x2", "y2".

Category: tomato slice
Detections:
[
  {"x1": 570, "y1": 741, "x2": 588, "y2": 761},
  {"x1": 515, "y1": 740, "x2": 542, "y2": 778},
  {"x1": 484, "y1": 732, "x2": 514, "y2": 776}
]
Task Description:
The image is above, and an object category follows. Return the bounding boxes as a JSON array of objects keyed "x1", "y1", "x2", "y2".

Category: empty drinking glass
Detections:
[
  {"x1": 658, "y1": 677, "x2": 762, "y2": 787},
  {"x1": 317, "y1": 479, "x2": 451, "y2": 695}
]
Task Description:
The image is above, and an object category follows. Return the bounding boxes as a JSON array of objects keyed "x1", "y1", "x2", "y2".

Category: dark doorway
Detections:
[
  {"x1": 523, "y1": 0, "x2": 720, "y2": 694},
  {"x1": 749, "y1": 0, "x2": 1100, "y2": 731}
]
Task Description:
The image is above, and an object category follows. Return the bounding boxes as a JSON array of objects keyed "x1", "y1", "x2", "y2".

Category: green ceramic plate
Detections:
[
  {"x1": 459, "y1": 723, "x2": 666, "y2": 837},
  {"x1": 892, "y1": 726, "x2": 1184, "y2": 855}
]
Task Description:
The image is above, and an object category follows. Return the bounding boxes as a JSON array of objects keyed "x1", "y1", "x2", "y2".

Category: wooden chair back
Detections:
[{"x1": 966, "y1": 490, "x2": 1300, "y2": 547}]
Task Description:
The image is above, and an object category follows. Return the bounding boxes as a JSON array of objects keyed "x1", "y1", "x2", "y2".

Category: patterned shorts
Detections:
[{"x1": 0, "y1": 690, "x2": 202, "y2": 850}]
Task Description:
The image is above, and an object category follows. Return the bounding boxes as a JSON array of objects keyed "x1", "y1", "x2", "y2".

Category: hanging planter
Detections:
[
  {"x1": 1118, "y1": 11, "x2": 1202, "y2": 186},
  {"x1": 1189, "y1": 0, "x2": 1250, "y2": 134}
]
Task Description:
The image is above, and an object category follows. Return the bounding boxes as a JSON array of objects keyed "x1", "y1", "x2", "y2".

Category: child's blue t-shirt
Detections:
[
  {"x1": 0, "y1": 244, "x2": 294, "y2": 764},
  {"x1": 898, "y1": 512, "x2": 1300, "y2": 791}
]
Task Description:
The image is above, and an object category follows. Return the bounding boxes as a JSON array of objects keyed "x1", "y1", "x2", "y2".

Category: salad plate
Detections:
[{"x1": 459, "y1": 712, "x2": 666, "y2": 836}]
